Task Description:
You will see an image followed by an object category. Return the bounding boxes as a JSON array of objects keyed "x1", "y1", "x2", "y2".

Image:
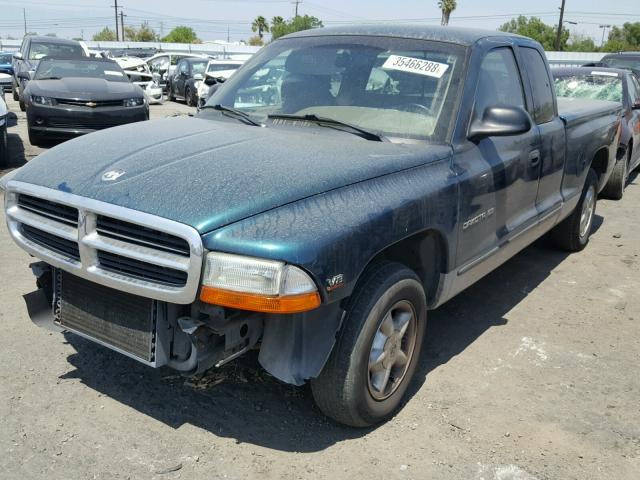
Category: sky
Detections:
[{"x1": 0, "y1": 0, "x2": 639, "y2": 46}]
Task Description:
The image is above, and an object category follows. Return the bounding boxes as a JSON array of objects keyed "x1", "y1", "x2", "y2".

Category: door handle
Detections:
[{"x1": 529, "y1": 150, "x2": 541, "y2": 168}]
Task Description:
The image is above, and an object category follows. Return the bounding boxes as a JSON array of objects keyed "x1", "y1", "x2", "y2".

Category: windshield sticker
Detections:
[
  {"x1": 382, "y1": 55, "x2": 450, "y2": 79},
  {"x1": 104, "y1": 70, "x2": 124, "y2": 76},
  {"x1": 591, "y1": 70, "x2": 618, "y2": 77}
]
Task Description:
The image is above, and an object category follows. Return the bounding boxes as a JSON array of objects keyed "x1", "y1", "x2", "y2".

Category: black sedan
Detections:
[
  {"x1": 167, "y1": 57, "x2": 209, "y2": 106},
  {"x1": 553, "y1": 66, "x2": 640, "y2": 199},
  {"x1": 24, "y1": 57, "x2": 148, "y2": 146}
]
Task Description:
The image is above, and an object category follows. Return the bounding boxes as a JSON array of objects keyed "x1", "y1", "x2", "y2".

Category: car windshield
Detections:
[
  {"x1": 601, "y1": 57, "x2": 640, "y2": 70},
  {"x1": 207, "y1": 63, "x2": 241, "y2": 72},
  {"x1": 191, "y1": 61, "x2": 208, "y2": 75},
  {"x1": 29, "y1": 42, "x2": 84, "y2": 61},
  {"x1": 0, "y1": 53, "x2": 11, "y2": 64},
  {"x1": 207, "y1": 35, "x2": 466, "y2": 142},
  {"x1": 554, "y1": 72, "x2": 623, "y2": 102},
  {"x1": 34, "y1": 59, "x2": 129, "y2": 82}
]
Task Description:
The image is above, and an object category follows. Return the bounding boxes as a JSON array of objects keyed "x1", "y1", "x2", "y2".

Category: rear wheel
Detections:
[
  {"x1": 550, "y1": 168, "x2": 598, "y2": 252},
  {"x1": 185, "y1": 87, "x2": 193, "y2": 106},
  {"x1": 601, "y1": 148, "x2": 629, "y2": 200},
  {"x1": 12, "y1": 80, "x2": 19, "y2": 101},
  {"x1": 168, "y1": 82, "x2": 175, "y2": 101},
  {"x1": 311, "y1": 262, "x2": 427, "y2": 427},
  {"x1": 19, "y1": 99, "x2": 26, "y2": 112}
]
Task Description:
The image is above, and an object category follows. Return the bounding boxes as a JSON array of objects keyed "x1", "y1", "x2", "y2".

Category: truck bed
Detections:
[{"x1": 557, "y1": 97, "x2": 621, "y2": 127}]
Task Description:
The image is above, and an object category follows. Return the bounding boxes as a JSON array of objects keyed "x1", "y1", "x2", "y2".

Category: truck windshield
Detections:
[
  {"x1": 207, "y1": 35, "x2": 466, "y2": 142},
  {"x1": 554, "y1": 73, "x2": 623, "y2": 102}
]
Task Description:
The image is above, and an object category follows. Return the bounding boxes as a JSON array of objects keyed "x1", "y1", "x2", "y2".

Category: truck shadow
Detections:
[{"x1": 60, "y1": 235, "x2": 596, "y2": 452}]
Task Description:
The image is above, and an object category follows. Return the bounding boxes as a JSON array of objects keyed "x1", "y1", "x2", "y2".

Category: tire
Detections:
[
  {"x1": 19, "y1": 99, "x2": 26, "y2": 112},
  {"x1": 185, "y1": 87, "x2": 193, "y2": 106},
  {"x1": 12, "y1": 80, "x2": 19, "y2": 101},
  {"x1": 28, "y1": 128, "x2": 43, "y2": 147},
  {"x1": 550, "y1": 168, "x2": 598, "y2": 252},
  {"x1": 168, "y1": 82, "x2": 175, "y2": 101},
  {"x1": 311, "y1": 262, "x2": 427, "y2": 427},
  {"x1": 0, "y1": 124, "x2": 7, "y2": 166},
  {"x1": 600, "y1": 148, "x2": 629, "y2": 200}
]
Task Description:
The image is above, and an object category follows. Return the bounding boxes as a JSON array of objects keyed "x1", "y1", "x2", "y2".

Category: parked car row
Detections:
[
  {"x1": 1, "y1": 26, "x2": 635, "y2": 427},
  {"x1": 0, "y1": 89, "x2": 7, "y2": 165}
]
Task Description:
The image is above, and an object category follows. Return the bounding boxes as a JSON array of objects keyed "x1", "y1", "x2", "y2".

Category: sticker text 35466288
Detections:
[{"x1": 382, "y1": 55, "x2": 450, "y2": 79}]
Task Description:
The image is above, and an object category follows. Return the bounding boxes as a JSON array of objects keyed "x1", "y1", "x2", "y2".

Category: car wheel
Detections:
[
  {"x1": 0, "y1": 124, "x2": 7, "y2": 166},
  {"x1": 550, "y1": 168, "x2": 598, "y2": 252},
  {"x1": 168, "y1": 83, "x2": 175, "y2": 101},
  {"x1": 185, "y1": 87, "x2": 193, "y2": 106},
  {"x1": 311, "y1": 262, "x2": 427, "y2": 427},
  {"x1": 28, "y1": 127, "x2": 43, "y2": 147},
  {"x1": 12, "y1": 80, "x2": 19, "y2": 101},
  {"x1": 600, "y1": 148, "x2": 629, "y2": 200},
  {"x1": 19, "y1": 99, "x2": 26, "y2": 112}
]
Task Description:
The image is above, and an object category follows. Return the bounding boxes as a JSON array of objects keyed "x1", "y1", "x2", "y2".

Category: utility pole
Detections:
[
  {"x1": 23, "y1": 8, "x2": 27, "y2": 35},
  {"x1": 599, "y1": 24, "x2": 611, "y2": 46},
  {"x1": 113, "y1": 0, "x2": 120, "y2": 41},
  {"x1": 120, "y1": 11, "x2": 126, "y2": 41},
  {"x1": 227, "y1": 25, "x2": 230, "y2": 43},
  {"x1": 293, "y1": 0, "x2": 302, "y2": 18},
  {"x1": 555, "y1": 0, "x2": 566, "y2": 51},
  {"x1": 160, "y1": 21, "x2": 164, "y2": 38}
]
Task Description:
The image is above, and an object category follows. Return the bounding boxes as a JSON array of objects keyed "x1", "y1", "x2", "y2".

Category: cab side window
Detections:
[
  {"x1": 474, "y1": 48, "x2": 525, "y2": 120},
  {"x1": 520, "y1": 47, "x2": 555, "y2": 124},
  {"x1": 178, "y1": 61, "x2": 188, "y2": 75}
]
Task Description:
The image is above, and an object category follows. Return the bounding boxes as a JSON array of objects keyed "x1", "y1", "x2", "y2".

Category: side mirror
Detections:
[
  {"x1": 12, "y1": 52, "x2": 24, "y2": 61},
  {"x1": 468, "y1": 106, "x2": 532, "y2": 141},
  {"x1": 17, "y1": 70, "x2": 31, "y2": 81}
]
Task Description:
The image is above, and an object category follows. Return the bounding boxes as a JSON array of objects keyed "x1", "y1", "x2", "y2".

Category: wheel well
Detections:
[
  {"x1": 591, "y1": 147, "x2": 610, "y2": 183},
  {"x1": 366, "y1": 230, "x2": 447, "y2": 304}
]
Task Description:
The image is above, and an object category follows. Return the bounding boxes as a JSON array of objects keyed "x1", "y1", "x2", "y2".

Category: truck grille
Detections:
[{"x1": 5, "y1": 183, "x2": 203, "y2": 304}]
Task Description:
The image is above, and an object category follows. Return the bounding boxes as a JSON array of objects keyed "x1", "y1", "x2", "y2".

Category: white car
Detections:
[
  {"x1": 114, "y1": 57, "x2": 164, "y2": 104},
  {"x1": 0, "y1": 89, "x2": 8, "y2": 165},
  {"x1": 197, "y1": 59, "x2": 246, "y2": 108},
  {"x1": 146, "y1": 52, "x2": 209, "y2": 93}
]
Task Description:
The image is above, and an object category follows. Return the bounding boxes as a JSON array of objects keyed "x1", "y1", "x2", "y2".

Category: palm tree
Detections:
[
  {"x1": 438, "y1": 0, "x2": 457, "y2": 26},
  {"x1": 271, "y1": 16, "x2": 285, "y2": 29},
  {"x1": 252, "y1": 16, "x2": 269, "y2": 40}
]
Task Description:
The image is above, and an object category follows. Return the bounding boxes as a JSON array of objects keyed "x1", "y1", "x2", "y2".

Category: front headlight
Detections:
[
  {"x1": 199, "y1": 252, "x2": 321, "y2": 313},
  {"x1": 31, "y1": 95, "x2": 56, "y2": 106},
  {"x1": 123, "y1": 97, "x2": 145, "y2": 107}
]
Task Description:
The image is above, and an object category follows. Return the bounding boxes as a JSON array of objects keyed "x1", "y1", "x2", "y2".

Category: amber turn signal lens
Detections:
[{"x1": 200, "y1": 286, "x2": 321, "y2": 314}]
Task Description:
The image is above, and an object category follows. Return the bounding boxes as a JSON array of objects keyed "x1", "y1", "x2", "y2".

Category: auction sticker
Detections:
[
  {"x1": 382, "y1": 55, "x2": 450, "y2": 78},
  {"x1": 590, "y1": 70, "x2": 618, "y2": 77},
  {"x1": 104, "y1": 70, "x2": 124, "y2": 76}
]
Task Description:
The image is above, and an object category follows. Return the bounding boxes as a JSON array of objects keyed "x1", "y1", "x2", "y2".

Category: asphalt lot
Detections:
[{"x1": 0, "y1": 96, "x2": 639, "y2": 480}]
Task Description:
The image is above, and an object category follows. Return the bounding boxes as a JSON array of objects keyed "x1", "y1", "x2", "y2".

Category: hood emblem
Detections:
[
  {"x1": 101, "y1": 169, "x2": 126, "y2": 182},
  {"x1": 86, "y1": 101, "x2": 97, "y2": 108}
]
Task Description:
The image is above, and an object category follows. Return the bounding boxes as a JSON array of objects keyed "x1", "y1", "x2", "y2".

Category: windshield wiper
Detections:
[
  {"x1": 37, "y1": 76, "x2": 62, "y2": 80},
  {"x1": 267, "y1": 113, "x2": 386, "y2": 142},
  {"x1": 201, "y1": 104, "x2": 263, "y2": 127}
]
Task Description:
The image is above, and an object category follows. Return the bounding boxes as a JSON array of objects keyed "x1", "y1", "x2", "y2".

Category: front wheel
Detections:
[
  {"x1": 12, "y1": 80, "x2": 19, "y2": 101},
  {"x1": 0, "y1": 124, "x2": 7, "y2": 166},
  {"x1": 550, "y1": 168, "x2": 598, "y2": 252},
  {"x1": 28, "y1": 127, "x2": 43, "y2": 147},
  {"x1": 185, "y1": 87, "x2": 193, "y2": 107},
  {"x1": 311, "y1": 262, "x2": 427, "y2": 427}
]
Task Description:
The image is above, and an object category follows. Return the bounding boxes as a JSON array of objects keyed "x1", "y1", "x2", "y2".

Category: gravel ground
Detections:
[{"x1": 0, "y1": 96, "x2": 639, "y2": 480}]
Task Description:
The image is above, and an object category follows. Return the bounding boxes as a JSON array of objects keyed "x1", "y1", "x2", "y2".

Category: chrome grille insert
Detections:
[{"x1": 5, "y1": 181, "x2": 204, "y2": 304}]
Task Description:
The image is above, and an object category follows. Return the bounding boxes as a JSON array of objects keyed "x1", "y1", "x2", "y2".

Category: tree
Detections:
[
  {"x1": 162, "y1": 26, "x2": 199, "y2": 43},
  {"x1": 252, "y1": 16, "x2": 269, "y2": 40},
  {"x1": 271, "y1": 16, "x2": 285, "y2": 30},
  {"x1": 123, "y1": 22, "x2": 158, "y2": 42},
  {"x1": 438, "y1": 0, "x2": 457, "y2": 26},
  {"x1": 270, "y1": 15, "x2": 323, "y2": 40},
  {"x1": 499, "y1": 16, "x2": 569, "y2": 50},
  {"x1": 566, "y1": 34, "x2": 597, "y2": 52},
  {"x1": 92, "y1": 27, "x2": 117, "y2": 42},
  {"x1": 602, "y1": 22, "x2": 640, "y2": 51},
  {"x1": 248, "y1": 36, "x2": 264, "y2": 46}
]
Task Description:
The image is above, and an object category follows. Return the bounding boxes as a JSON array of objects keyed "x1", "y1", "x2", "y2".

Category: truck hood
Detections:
[{"x1": 11, "y1": 116, "x2": 451, "y2": 233}]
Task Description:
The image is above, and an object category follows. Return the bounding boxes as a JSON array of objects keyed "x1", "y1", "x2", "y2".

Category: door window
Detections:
[
  {"x1": 178, "y1": 61, "x2": 188, "y2": 75},
  {"x1": 520, "y1": 47, "x2": 555, "y2": 124},
  {"x1": 474, "y1": 48, "x2": 525, "y2": 120}
]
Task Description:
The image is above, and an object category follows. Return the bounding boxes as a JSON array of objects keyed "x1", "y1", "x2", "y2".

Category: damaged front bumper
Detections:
[{"x1": 24, "y1": 262, "x2": 344, "y2": 385}]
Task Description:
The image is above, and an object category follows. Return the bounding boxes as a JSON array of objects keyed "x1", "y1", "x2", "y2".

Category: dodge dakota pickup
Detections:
[{"x1": 1, "y1": 26, "x2": 622, "y2": 427}]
